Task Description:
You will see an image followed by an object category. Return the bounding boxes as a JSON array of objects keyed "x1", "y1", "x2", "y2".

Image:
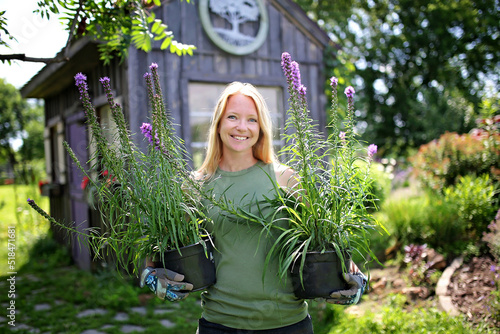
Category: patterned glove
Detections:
[
  {"x1": 140, "y1": 267, "x2": 193, "y2": 302},
  {"x1": 326, "y1": 271, "x2": 368, "y2": 305}
]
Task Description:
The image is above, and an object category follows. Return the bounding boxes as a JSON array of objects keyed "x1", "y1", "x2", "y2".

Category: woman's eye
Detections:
[
  {"x1": 249, "y1": 118, "x2": 258, "y2": 123},
  {"x1": 227, "y1": 115, "x2": 236, "y2": 120}
]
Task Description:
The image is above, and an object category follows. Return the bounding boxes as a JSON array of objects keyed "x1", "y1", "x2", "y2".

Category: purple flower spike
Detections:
[
  {"x1": 298, "y1": 85, "x2": 307, "y2": 96},
  {"x1": 281, "y1": 52, "x2": 292, "y2": 77},
  {"x1": 141, "y1": 123, "x2": 153, "y2": 141},
  {"x1": 330, "y1": 76, "x2": 338, "y2": 88},
  {"x1": 75, "y1": 73, "x2": 87, "y2": 86},
  {"x1": 344, "y1": 86, "x2": 355, "y2": 98},
  {"x1": 291, "y1": 61, "x2": 302, "y2": 92},
  {"x1": 339, "y1": 131, "x2": 346, "y2": 140},
  {"x1": 150, "y1": 63, "x2": 158, "y2": 70},
  {"x1": 144, "y1": 72, "x2": 152, "y2": 79},
  {"x1": 99, "y1": 77, "x2": 110, "y2": 85},
  {"x1": 368, "y1": 144, "x2": 378, "y2": 158}
]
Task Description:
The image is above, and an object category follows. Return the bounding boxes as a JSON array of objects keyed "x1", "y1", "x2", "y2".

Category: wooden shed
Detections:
[{"x1": 21, "y1": 0, "x2": 331, "y2": 270}]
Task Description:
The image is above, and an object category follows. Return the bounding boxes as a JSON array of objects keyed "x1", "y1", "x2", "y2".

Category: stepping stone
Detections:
[
  {"x1": 130, "y1": 306, "x2": 147, "y2": 315},
  {"x1": 120, "y1": 325, "x2": 145, "y2": 333},
  {"x1": 34, "y1": 303, "x2": 51, "y2": 311},
  {"x1": 160, "y1": 319, "x2": 175, "y2": 328},
  {"x1": 81, "y1": 330, "x2": 106, "y2": 334},
  {"x1": 76, "y1": 308, "x2": 108, "y2": 318},
  {"x1": 24, "y1": 274, "x2": 41, "y2": 282},
  {"x1": 153, "y1": 309, "x2": 173, "y2": 315},
  {"x1": 11, "y1": 323, "x2": 40, "y2": 333},
  {"x1": 114, "y1": 312, "x2": 129, "y2": 321}
]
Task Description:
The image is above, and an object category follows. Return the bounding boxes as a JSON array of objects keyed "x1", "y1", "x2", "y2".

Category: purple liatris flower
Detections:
[
  {"x1": 344, "y1": 86, "x2": 355, "y2": 98},
  {"x1": 140, "y1": 123, "x2": 161, "y2": 149},
  {"x1": 368, "y1": 144, "x2": 378, "y2": 158},
  {"x1": 74, "y1": 73, "x2": 88, "y2": 97},
  {"x1": 150, "y1": 62, "x2": 158, "y2": 70},
  {"x1": 99, "y1": 77, "x2": 110, "y2": 85},
  {"x1": 339, "y1": 131, "x2": 346, "y2": 140},
  {"x1": 281, "y1": 52, "x2": 293, "y2": 79},
  {"x1": 75, "y1": 72, "x2": 87, "y2": 87},
  {"x1": 330, "y1": 76, "x2": 338, "y2": 89},
  {"x1": 291, "y1": 61, "x2": 302, "y2": 92},
  {"x1": 298, "y1": 85, "x2": 307, "y2": 97},
  {"x1": 141, "y1": 123, "x2": 153, "y2": 141}
]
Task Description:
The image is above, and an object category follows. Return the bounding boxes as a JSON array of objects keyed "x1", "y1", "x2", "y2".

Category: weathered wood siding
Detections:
[{"x1": 126, "y1": 0, "x2": 328, "y2": 153}]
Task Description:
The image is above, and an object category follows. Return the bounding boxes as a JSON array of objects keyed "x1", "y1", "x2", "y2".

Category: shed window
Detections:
[{"x1": 188, "y1": 83, "x2": 284, "y2": 169}]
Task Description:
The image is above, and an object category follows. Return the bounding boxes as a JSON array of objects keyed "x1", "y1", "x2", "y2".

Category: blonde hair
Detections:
[{"x1": 197, "y1": 82, "x2": 276, "y2": 179}]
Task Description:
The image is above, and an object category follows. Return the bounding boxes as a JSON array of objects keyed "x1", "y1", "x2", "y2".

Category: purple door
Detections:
[{"x1": 66, "y1": 112, "x2": 91, "y2": 271}]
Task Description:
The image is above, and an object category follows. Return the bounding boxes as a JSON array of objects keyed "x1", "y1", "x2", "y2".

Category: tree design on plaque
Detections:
[{"x1": 209, "y1": 0, "x2": 260, "y2": 46}]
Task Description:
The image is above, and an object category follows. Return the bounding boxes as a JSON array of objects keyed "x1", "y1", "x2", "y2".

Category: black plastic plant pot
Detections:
[
  {"x1": 291, "y1": 250, "x2": 349, "y2": 299},
  {"x1": 154, "y1": 241, "x2": 216, "y2": 292}
]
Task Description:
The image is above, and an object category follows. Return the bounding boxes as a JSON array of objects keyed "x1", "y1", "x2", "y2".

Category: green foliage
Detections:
[
  {"x1": 327, "y1": 294, "x2": 490, "y2": 333},
  {"x1": 266, "y1": 53, "x2": 385, "y2": 283},
  {"x1": 0, "y1": 78, "x2": 28, "y2": 165},
  {"x1": 18, "y1": 101, "x2": 45, "y2": 162},
  {"x1": 0, "y1": 183, "x2": 50, "y2": 276},
  {"x1": 444, "y1": 174, "x2": 498, "y2": 241},
  {"x1": 410, "y1": 130, "x2": 500, "y2": 193},
  {"x1": 27, "y1": 65, "x2": 210, "y2": 276},
  {"x1": 295, "y1": 0, "x2": 499, "y2": 156},
  {"x1": 30, "y1": 0, "x2": 196, "y2": 65},
  {"x1": 378, "y1": 192, "x2": 469, "y2": 257}
]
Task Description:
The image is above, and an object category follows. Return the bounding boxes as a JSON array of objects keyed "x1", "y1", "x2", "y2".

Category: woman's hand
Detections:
[
  {"x1": 326, "y1": 271, "x2": 367, "y2": 305},
  {"x1": 140, "y1": 267, "x2": 193, "y2": 302}
]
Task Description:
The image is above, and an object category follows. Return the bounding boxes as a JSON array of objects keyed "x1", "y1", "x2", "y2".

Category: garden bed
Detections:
[{"x1": 448, "y1": 256, "x2": 499, "y2": 328}]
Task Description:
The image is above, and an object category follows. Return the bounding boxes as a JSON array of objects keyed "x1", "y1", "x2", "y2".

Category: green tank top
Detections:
[{"x1": 200, "y1": 161, "x2": 308, "y2": 330}]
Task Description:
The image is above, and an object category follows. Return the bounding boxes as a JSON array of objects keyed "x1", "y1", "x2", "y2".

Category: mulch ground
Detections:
[{"x1": 448, "y1": 256, "x2": 499, "y2": 329}]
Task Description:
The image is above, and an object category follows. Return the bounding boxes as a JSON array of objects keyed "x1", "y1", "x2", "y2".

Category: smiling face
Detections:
[{"x1": 218, "y1": 93, "x2": 261, "y2": 158}]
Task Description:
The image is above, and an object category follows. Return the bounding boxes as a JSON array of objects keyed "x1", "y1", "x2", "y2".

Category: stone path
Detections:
[
  {"x1": 0, "y1": 271, "x2": 184, "y2": 333},
  {"x1": 3, "y1": 303, "x2": 177, "y2": 333}
]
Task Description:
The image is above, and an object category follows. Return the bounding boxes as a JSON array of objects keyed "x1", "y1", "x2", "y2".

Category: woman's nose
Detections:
[{"x1": 236, "y1": 120, "x2": 247, "y2": 131}]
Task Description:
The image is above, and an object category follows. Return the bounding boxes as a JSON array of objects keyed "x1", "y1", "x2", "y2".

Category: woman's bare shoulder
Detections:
[{"x1": 273, "y1": 162, "x2": 298, "y2": 189}]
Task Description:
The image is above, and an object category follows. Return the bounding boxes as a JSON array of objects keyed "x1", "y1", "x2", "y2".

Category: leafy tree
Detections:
[
  {"x1": 295, "y1": 0, "x2": 499, "y2": 156},
  {"x1": 0, "y1": 78, "x2": 27, "y2": 167},
  {"x1": 19, "y1": 101, "x2": 45, "y2": 162},
  {"x1": 0, "y1": 0, "x2": 196, "y2": 65}
]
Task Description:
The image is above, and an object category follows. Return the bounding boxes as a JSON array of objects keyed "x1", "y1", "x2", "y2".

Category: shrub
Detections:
[
  {"x1": 378, "y1": 192, "x2": 470, "y2": 258},
  {"x1": 444, "y1": 174, "x2": 498, "y2": 241},
  {"x1": 327, "y1": 294, "x2": 487, "y2": 333},
  {"x1": 410, "y1": 129, "x2": 499, "y2": 193}
]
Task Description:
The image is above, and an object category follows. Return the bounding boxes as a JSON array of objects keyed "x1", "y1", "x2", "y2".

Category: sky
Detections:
[{"x1": 0, "y1": 0, "x2": 68, "y2": 89}]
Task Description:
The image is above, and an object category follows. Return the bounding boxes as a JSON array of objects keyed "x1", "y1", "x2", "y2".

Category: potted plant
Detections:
[
  {"x1": 28, "y1": 63, "x2": 215, "y2": 290},
  {"x1": 265, "y1": 52, "x2": 386, "y2": 299}
]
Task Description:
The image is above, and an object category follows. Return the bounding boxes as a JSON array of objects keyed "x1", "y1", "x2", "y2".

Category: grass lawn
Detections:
[{"x1": 0, "y1": 184, "x2": 50, "y2": 276}]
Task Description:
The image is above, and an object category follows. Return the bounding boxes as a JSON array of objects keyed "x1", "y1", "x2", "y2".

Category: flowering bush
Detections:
[
  {"x1": 266, "y1": 52, "x2": 385, "y2": 280},
  {"x1": 28, "y1": 63, "x2": 209, "y2": 274},
  {"x1": 410, "y1": 115, "x2": 499, "y2": 192}
]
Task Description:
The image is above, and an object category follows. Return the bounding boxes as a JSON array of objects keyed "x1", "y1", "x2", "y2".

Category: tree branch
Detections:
[{"x1": 0, "y1": 54, "x2": 69, "y2": 64}]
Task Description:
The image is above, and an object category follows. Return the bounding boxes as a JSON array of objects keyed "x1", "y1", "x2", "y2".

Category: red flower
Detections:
[{"x1": 81, "y1": 176, "x2": 90, "y2": 190}]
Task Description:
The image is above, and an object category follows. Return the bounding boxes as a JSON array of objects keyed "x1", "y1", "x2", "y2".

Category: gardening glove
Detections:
[
  {"x1": 326, "y1": 271, "x2": 368, "y2": 305},
  {"x1": 140, "y1": 267, "x2": 193, "y2": 302}
]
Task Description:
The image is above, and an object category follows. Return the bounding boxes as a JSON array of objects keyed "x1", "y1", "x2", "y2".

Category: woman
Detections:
[{"x1": 141, "y1": 82, "x2": 367, "y2": 333}]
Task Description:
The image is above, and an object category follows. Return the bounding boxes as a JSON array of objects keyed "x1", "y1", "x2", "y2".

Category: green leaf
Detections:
[{"x1": 160, "y1": 36, "x2": 173, "y2": 50}]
